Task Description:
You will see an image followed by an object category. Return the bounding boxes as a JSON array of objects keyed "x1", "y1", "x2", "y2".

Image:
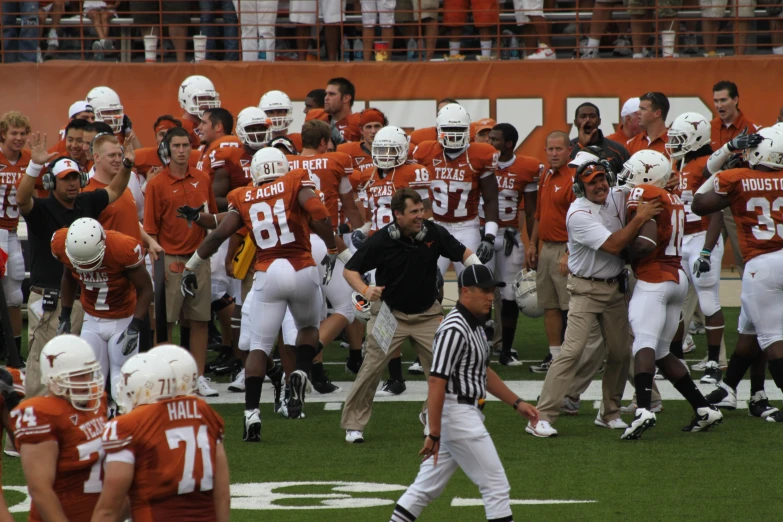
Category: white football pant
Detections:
[
  {"x1": 435, "y1": 217, "x2": 481, "y2": 279},
  {"x1": 737, "y1": 250, "x2": 783, "y2": 349},
  {"x1": 629, "y1": 269, "x2": 688, "y2": 359},
  {"x1": 80, "y1": 313, "x2": 136, "y2": 402}
]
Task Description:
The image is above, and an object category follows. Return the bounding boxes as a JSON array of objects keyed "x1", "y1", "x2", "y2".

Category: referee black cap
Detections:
[{"x1": 458, "y1": 265, "x2": 506, "y2": 289}]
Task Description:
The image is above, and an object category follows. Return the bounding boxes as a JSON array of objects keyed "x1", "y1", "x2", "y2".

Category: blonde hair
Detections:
[
  {"x1": 92, "y1": 133, "x2": 119, "y2": 156},
  {"x1": 0, "y1": 111, "x2": 31, "y2": 139}
]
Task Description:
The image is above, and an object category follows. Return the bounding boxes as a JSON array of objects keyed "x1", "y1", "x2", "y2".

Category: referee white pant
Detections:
[{"x1": 392, "y1": 398, "x2": 512, "y2": 522}]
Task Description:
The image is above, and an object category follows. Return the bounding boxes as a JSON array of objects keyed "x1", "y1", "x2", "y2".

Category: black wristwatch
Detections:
[
  {"x1": 122, "y1": 157, "x2": 134, "y2": 169},
  {"x1": 512, "y1": 398, "x2": 524, "y2": 411}
]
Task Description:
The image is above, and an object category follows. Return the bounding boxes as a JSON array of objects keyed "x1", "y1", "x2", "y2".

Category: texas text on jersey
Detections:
[
  {"x1": 286, "y1": 152, "x2": 353, "y2": 227},
  {"x1": 413, "y1": 140, "x2": 499, "y2": 222},
  {"x1": 196, "y1": 135, "x2": 242, "y2": 177},
  {"x1": 0, "y1": 148, "x2": 30, "y2": 231},
  {"x1": 101, "y1": 395, "x2": 225, "y2": 521},
  {"x1": 51, "y1": 229, "x2": 145, "y2": 319},
  {"x1": 627, "y1": 184, "x2": 685, "y2": 283},
  {"x1": 226, "y1": 168, "x2": 317, "y2": 272},
  {"x1": 362, "y1": 162, "x2": 431, "y2": 231}
]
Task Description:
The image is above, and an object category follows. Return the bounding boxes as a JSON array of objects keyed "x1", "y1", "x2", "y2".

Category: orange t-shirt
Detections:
[
  {"x1": 286, "y1": 152, "x2": 353, "y2": 227},
  {"x1": 196, "y1": 135, "x2": 242, "y2": 178},
  {"x1": 226, "y1": 168, "x2": 317, "y2": 272},
  {"x1": 413, "y1": 141, "x2": 499, "y2": 223},
  {"x1": 363, "y1": 162, "x2": 431, "y2": 231},
  {"x1": 483, "y1": 154, "x2": 542, "y2": 228},
  {"x1": 0, "y1": 148, "x2": 30, "y2": 231},
  {"x1": 143, "y1": 167, "x2": 218, "y2": 255},
  {"x1": 535, "y1": 165, "x2": 576, "y2": 243},
  {"x1": 332, "y1": 113, "x2": 362, "y2": 143},
  {"x1": 627, "y1": 184, "x2": 684, "y2": 283},
  {"x1": 710, "y1": 111, "x2": 763, "y2": 150},
  {"x1": 101, "y1": 396, "x2": 224, "y2": 522},
  {"x1": 52, "y1": 229, "x2": 144, "y2": 319},
  {"x1": 82, "y1": 177, "x2": 142, "y2": 241},
  {"x1": 625, "y1": 131, "x2": 668, "y2": 155},
  {"x1": 12, "y1": 395, "x2": 108, "y2": 522},
  {"x1": 675, "y1": 155, "x2": 711, "y2": 236}
]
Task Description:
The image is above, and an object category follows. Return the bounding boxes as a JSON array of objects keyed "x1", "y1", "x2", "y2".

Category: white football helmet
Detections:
[
  {"x1": 745, "y1": 126, "x2": 783, "y2": 171},
  {"x1": 65, "y1": 218, "x2": 106, "y2": 272},
  {"x1": 117, "y1": 353, "x2": 177, "y2": 414},
  {"x1": 618, "y1": 150, "x2": 672, "y2": 189},
  {"x1": 236, "y1": 107, "x2": 272, "y2": 150},
  {"x1": 40, "y1": 335, "x2": 104, "y2": 411},
  {"x1": 773, "y1": 122, "x2": 783, "y2": 132},
  {"x1": 436, "y1": 104, "x2": 471, "y2": 149},
  {"x1": 351, "y1": 292, "x2": 372, "y2": 324},
  {"x1": 148, "y1": 344, "x2": 198, "y2": 396},
  {"x1": 372, "y1": 126, "x2": 409, "y2": 169},
  {"x1": 259, "y1": 90, "x2": 294, "y2": 132},
  {"x1": 513, "y1": 270, "x2": 544, "y2": 319},
  {"x1": 250, "y1": 147, "x2": 290, "y2": 185},
  {"x1": 85, "y1": 86, "x2": 123, "y2": 134},
  {"x1": 666, "y1": 112, "x2": 710, "y2": 160},
  {"x1": 178, "y1": 75, "x2": 220, "y2": 118}
]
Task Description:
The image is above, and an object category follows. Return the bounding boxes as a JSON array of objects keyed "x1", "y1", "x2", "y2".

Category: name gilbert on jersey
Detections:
[
  {"x1": 288, "y1": 158, "x2": 330, "y2": 171},
  {"x1": 80, "y1": 417, "x2": 106, "y2": 439},
  {"x1": 434, "y1": 167, "x2": 465, "y2": 181},
  {"x1": 167, "y1": 399, "x2": 203, "y2": 421},
  {"x1": 242, "y1": 180, "x2": 286, "y2": 201}
]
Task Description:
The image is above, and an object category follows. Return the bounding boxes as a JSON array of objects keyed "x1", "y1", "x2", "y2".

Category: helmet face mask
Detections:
[
  {"x1": 372, "y1": 126, "x2": 409, "y2": 169},
  {"x1": 259, "y1": 90, "x2": 294, "y2": 132},
  {"x1": 436, "y1": 104, "x2": 471, "y2": 150},
  {"x1": 236, "y1": 108, "x2": 272, "y2": 150},
  {"x1": 40, "y1": 335, "x2": 105, "y2": 412}
]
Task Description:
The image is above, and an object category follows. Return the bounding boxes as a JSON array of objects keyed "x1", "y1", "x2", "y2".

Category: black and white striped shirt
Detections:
[{"x1": 430, "y1": 302, "x2": 490, "y2": 400}]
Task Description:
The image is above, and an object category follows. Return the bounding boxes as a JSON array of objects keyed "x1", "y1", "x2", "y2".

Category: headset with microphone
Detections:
[
  {"x1": 42, "y1": 156, "x2": 89, "y2": 191},
  {"x1": 157, "y1": 130, "x2": 173, "y2": 166},
  {"x1": 387, "y1": 219, "x2": 429, "y2": 241}
]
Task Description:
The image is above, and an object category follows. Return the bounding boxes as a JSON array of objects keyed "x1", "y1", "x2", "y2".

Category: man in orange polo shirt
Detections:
[
  {"x1": 143, "y1": 127, "x2": 219, "y2": 398},
  {"x1": 606, "y1": 97, "x2": 642, "y2": 145},
  {"x1": 324, "y1": 78, "x2": 362, "y2": 144},
  {"x1": 625, "y1": 92, "x2": 670, "y2": 155},
  {"x1": 132, "y1": 116, "x2": 202, "y2": 178},
  {"x1": 409, "y1": 98, "x2": 458, "y2": 149}
]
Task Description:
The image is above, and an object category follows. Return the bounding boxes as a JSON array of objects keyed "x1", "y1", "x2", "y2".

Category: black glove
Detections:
[
  {"x1": 337, "y1": 223, "x2": 352, "y2": 235},
  {"x1": 321, "y1": 252, "x2": 338, "y2": 285},
  {"x1": 176, "y1": 204, "x2": 205, "y2": 228},
  {"x1": 693, "y1": 249, "x2": 711, "y2": 278},
  {"x1": 351, "y1": 229, "x2": 368, "y2": 248},
  {"x1": 122, "y1": 114, "x2": 133, "y2": 135},
  {"x1": 0, "y1": 369, "x2": 20, "y2": 411},
  {"x1": 727, "y1": 127, "x2": 763, "y2": 152},
  {"x1": 118, "y1": 317, "x2": 143, "y2": 356},
  {"x1": 503, "y1": 228, "x2": 520, "y2": 256},
  {"x1": 57, "y1": 306, "x2": 72, "y2": 335},
  {"x1": 181, "y1": 270, "x2": 198, "y2": 298},
  {"x1": 476, "y1": 234, "x2": 495, "y2": 263}
]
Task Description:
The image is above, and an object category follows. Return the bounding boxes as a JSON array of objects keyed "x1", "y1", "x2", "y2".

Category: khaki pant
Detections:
[
  {"x1": 536, "y1": 241, "x2": 570, "y2": 310},
  {"x1": 537, "y1": 276, "x2": 631, "y2": 424},
  {"x1": 26, "y1": 292, "x2": 85, "y2": 398},
  {"x1": 564, "y1": 325, "x2": 607, "y2": 401},
  {"x1": 341, "y1": 301, "x2": 443, "y2": 432},
  {"x1": 722, "y1": 207, "x2": 744, "y2": 277},
  {"x1": 164, "y1": 253, "x2": 211, "y2": 322}
]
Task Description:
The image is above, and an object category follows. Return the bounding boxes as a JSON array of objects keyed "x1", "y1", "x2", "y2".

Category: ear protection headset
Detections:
[
  {"x1": 388, "y1": 219, "x2": 429, "y2": 241},
  {"x1": 42, "y1": 156, "x2": 89, "y2": 191},
  {"x1": 89, "y1": 132, "x2": 113, "y2": 157},
  {"x1": 572, "y1": 160, "x2": 616, "y2": 198},
  {"x1": 157, "y1": 129, "x2": 174, "y2": 166}
]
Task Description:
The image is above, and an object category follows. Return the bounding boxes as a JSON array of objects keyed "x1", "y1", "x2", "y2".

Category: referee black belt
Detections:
[
  {"x1": 458, "y1": 395, "x2": 486, "y2": 410},
  {"x1": 572, "y1": 274, "x2": 621, "y2": 284}
]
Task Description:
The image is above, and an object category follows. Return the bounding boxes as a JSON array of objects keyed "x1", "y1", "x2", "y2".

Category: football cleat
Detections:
[
  {"x1": 345, "y1": 430, "x2": 365, "y2": 443},
  {"x1": 620, "y1": 400, "x2": 663, "y2": 415},
  {"x1": 377, "y1": 379, "x2": 406, "y2": 396},
  {"x1": 525, "y1": 420, "x2": 558, "y2": 438},
  {"x1": 748, "y1": 391, "x2": 779, "y2": 418},
  {"x1": 228, "y1": 368, "x2": 245, "y2": 392},
  {"x1": 408, "y1": 359, "x2": 424, "y2": 375},
  {"x1": 312, "y1": 373, "x2": 340, "y2": 394},
  {"x1": 682, "y1": 406, "x2": 723, "y2": 432},
  {"x1": 529, "y1": 353, "x2": 552, "y2": 374},
  {"x1": 654, "y1": 367, "x2": 664, "y2": 380},
  {"x1": 243, "y1": 409, "x2": 261, "y2": 442},
  {"x1": 765, "y1": 410, "x2": 783, "y2": 423},
  {"x1": 621, "y1": 408, "x2": 656, "y2": 440},
  {"x1": 499, "y1": 351, "x2": 523, "y2": 367},
  {"x1": 705, "y1": 381, "x2": 737, "y2": 410},
  {"x1": 690, "y1": 359, "x2": 709, "y2": 372},
  {"x1": 560, "y1": 396, "x2": 580, "y2": 416},
  {"x1": 700, "y1": 361, "x2": 722, "y2": 384},
  {"x1": 287, "y1": 370, "x2": 310, "y2": 419}
]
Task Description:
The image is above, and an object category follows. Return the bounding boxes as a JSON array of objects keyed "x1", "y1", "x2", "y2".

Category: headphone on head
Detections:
[
  {"x1": 572, "y1": 160, "x2": 616, "y2": 198},
  {"x1": 89, "y1": 132, "x2": 113, "y2": 157},
  {"x1": 42, "y1": 156, "x2": 89, "y2": 192},
  {"x1": 388, "y1": 219, "x2": 429, "y2": 241},
  {"x1": 157, "y1": 129, "x2": 175, "y2": 166}
]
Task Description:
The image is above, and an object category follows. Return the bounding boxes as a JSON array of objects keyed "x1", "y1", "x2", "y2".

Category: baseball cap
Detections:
[
  {"x1": 51, "y1": 158, "x2": 82, "y2": 179},
  {"x1": 458, "y1": 265, "x2": 506, "y2": 289},
  {"x1": 568, "y1": 150, "x2": 600, "y2": 168},
  {"x1": 470, "y1": 118, "x2": 496, "y2": 139},
  {"x1": 620, "y1": 98, "x2": 641, "y2": 118},
  {"x1": 69, "y1": 101, "x2": 94, "y2": 119}
]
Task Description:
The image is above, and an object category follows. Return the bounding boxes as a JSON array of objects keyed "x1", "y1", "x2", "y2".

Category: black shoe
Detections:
[
  {"x1": 287, "y1": 370, "x2": 309, "y2": 419},
  {"x1": 346, "y1": 357, "x2": 363, "y2": 375},
  {"x1": 766, "y1": 410, "x2": 783, "y2": 423},
  {"x1": 205, "y1": 350, "x2": 231, "y2": 374},
  {"x1": 749, "y1": 391, "x2": 779, "y2": 418},
  {"x1": 377, "y1": 379, "x2": 406, "y2": 396},
  {"x1": 529, "y1": 353, "x2": 552, "y2": 373},
  {"x1": 213, "y1": 356, "x2": 240, "y2": 376},
  {"x1": 312, "y1": 372, "x2": 340, "y2": 394},
  {"x1": 499, "y1": 352, "x2": 523, "y2": 367},
  {"x1": 681, "y1": 406, "x2": 723, "y2": 432},
  {"x1": 699, "y1": 361, "x2": 722, "y2": 384}
]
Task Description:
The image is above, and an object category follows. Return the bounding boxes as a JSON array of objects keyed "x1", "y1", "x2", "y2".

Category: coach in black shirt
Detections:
[
  {"x1": 17, "y1": 132, "x2": 135, "y2": 397},
  {"x1": 340, "y1": 188, "x2": 480, "y2": 443}
]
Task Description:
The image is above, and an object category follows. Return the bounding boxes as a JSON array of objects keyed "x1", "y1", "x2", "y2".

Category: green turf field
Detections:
[{"x1": 4, "y1": 307, "x2": 782, "y2": 521}]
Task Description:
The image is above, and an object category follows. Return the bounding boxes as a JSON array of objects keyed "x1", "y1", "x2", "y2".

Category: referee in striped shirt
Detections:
[{"x1": 391, "y1": 265, "x2": 539, "y2": 522}]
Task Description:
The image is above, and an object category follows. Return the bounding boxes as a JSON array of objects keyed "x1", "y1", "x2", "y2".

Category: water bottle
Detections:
[
  {"x1": 342, "y1": 38, "x2": 351, "y2": 62},
  {"x1": 510, "y1": 36, "x2": 520, "y2": 60},
  {"x1": 501, "y1": 30, "x2": 513, "y2": 60},
  {"x1": 353, "y1": 39, "x2": 363, "y2": 61},
  {"x1": 407, "y1": 38, "x2": 418, "y2": 61}
]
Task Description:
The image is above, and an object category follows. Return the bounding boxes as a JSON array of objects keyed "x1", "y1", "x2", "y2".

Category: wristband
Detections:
[
  {"x1": 427, "y1": 434, "x2": 440, "y2": 442},
  {"x1": 463, "y1": 253, "x2": 482, "y2": 267},
  {"x1": 484, "y1": 221, "x2": 498, "y2": 238},
  {"x1": 60, "y1": 306, "x2": 72, "y2": 320},
  {"x1": 327, "y1": 247, "x2": 339, "y2": 255},
  {"x1": 337, "y1": 249, "x2": 352, "y2": 264},
  {"x1": 700, "y1": 249, "x2": 711, "y2": 256},
  {"x1": 26, "y1": 162, "x2": 43, "y2": 178},
  {"x1": 512, "y1": 398, "x2": 524, "y2": 411},
  {"x1": 362, "y1": 285, "x2": 369, "y2": 296},
  {"x1": 185, "y1": 251, "x2": 205, "y2": 272}
]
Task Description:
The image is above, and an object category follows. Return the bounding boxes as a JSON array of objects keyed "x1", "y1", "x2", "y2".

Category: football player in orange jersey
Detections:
[
  {"x1": 693, "y1": 126, "x2": 783, "y2": 423},
  {"x1": 486, "y1": 123, "x2": 541, "y2": 367},
  {"x1": 0, "y1": 366, "x2": 23, "y2": 519},
  {"x1": 182, "y1": 147, "x2": 338, "y2": 436},
  {"x1": 665, "y1": 113, "x2": 727, "y2": 386},
  {"x1": 324, "y1": 78, "x2": 362, "y2": 144},
  {"x1": 338, "y1": 108, "x2": 387, "y2": 179},
  {"x1": 413, "y1": 103, "x2": 500, "y2": 276},
  {"x1": 620, "y1": 150, "x2": 722, "y2": 440},
  {"x1": 85, "y1": 86, "x2": 142, "y2": 151},
  {"x1": 0, "y1": 111, "x2": 31, "y2": 360},
  {"x1": 196, "y1": 108, "x2": 241, "y2": 177},
  {"x1": 93, "y1": 350, "x2": 229, "y2": 522},
  {"x1": 179, "y1": 75, "x2": 221, "y2": 149},
  {"x1": 52, "y1": 218, "x2": 153, "y2": 406},
  {"x1": 14, "y1": 335, "x2": 108, "y2": 522},
  {"x1": 409, "y1": 98, "x2": 458, "y2": 150},
  {"x1": 260, "y1": 90, "x2": 303, "y2": 153}
]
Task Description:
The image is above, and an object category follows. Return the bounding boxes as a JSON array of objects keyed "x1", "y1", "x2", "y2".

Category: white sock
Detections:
[
  {"x1": 549, "y1": 346, "x2": 561, "y2": 359},
  {"x1": 449, "y1": 41, "x2": 460, "y2": 56},
  {"x1": 587, "y1": 37, "x2": 600, "y2": 49},
  {"x1": 480, "y1": 40, "x2": 491, "y2": 57},
  {"x1": 773, "y1": 45, "x2": 783, "y2": 55},
  {"x1": 632, "y1": 53, "x2": 644, "y2": 59},
  {"x1": 48, "y1": 28, "x2": 57, "y2": 38}
]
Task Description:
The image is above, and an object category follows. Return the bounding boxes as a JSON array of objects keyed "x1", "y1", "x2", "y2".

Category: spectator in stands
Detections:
[
  {"x1": 413, "y1": 0, "x2": 439, "y2": 60},
  {"x1": 129, "y1": 1, "x2": 191, "y2": 62},
  {"x1": 580, "y1": 0, "x2": 622, "y2": 58},
  {"x1": 514, "y1": 0, "x2": 556, "y2": 59},
  {"x1": 39, "y1": 1, "x2": 65, "y2": 58},
  {"x1": 1, "y1": 1, "x2": 39, "y2": 63},
  {"x1": 304, "y1": 89, "x2": 326, "y2": 114},
  {"x1": 569, "y1": 102, "x2": 629, "y2": 174},
  {"x1": 701, "y1": 0, "x2": 753, "y2": 57},
  {"x1": 606, "y1": 97, "x2": 641, "y2": 144},
  {"x1": 233, "y1": 0, "x2": 277, "y2": 61},
  {"x1": 361, "y1": 0, "x2": 395, "y2": 61},
  {"x1": 324, "y1": 77, "x2": 361, "y2": 143},
  {"x1": 628, "y1": 0, "x2": 681, "y2": 58},
  {"x1": 290, "y1": 0, "x2": 343, "y2": 61},
  {"x1": 772, "y1": 17, "x2": 783, "y2": 57},
  {"x1": 200, "y1": 0, "x2": 239, "y2": 60},
  {"x1": 84, "y1": 1, "x2": 117, "y2": 59},
  {"x1": 395, "y1": 0, "x2": 416, "y2": 59},
  {"x1": 444, "y1": 0, "x2": 499, "y2": 60}
]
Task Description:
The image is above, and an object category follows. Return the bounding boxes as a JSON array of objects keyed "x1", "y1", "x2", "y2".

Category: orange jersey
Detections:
[
  {"x1": 83, "y1": 178, "x2": 142, "y2": 241},
  {"x1": 332, "y1": 113, "x2": 362, "y2": 143},
  {"x1": 714, "y1": 168, "x2": 783, "y2": 262},
  {"x1": 101, "y1": 396, "x2": 224, "y2": 522},
  {"x1": 180, "y1": 118, "x2": 205, "y2": 149},
  {"x1": 196, "y1": 135, "x2": 242, "y2": 177},
  {"x1": 676, "y1": 155, "x2": 710, "y2": 235},
  {"x1": 363, "y1": 163, "x2": 431, "y2": 231},
  {"x1": 413, "y1": 141, "x2": 499, "y2": 223},
  {"x1": 710, "y1": 112, "x2": 762, "y2": 150},
  {"x1": 534, "y1": 166, "x2": 576, "y2": 242},
  {"x1": 211, "y1": 145, "x2": 254, "y2": 190},
  {"x1": 625, "y1": 132, "x2": 668, "y2": 155},
  {"x1": 12, "y1": 395, "x2": 108, "y2": 522},
  {"x1": 337, "y1": 141, "x2": 375, "y2": 176},
  {"x1": 409, "y1": 127, "x2": 437, "y2": 149},
  {"x1": 0, "y1": 148, "x2": 30, "y2": 230},
  {"x1": 285, "y1": 132, "x2": 303, "y2": 153},
  {"x1": 52, "y1": 229, "x2": 144, "y2": 319},
  {"x1": 287, "y1": 152, "x2": 353, "y2": 227},
  {"x1": 484, "y1": 155, "x2": 542, "y2": 227},
  {"x1": 227, "y1": 169, "x2": 317, "y2": 272},
  {"x1": 627, "y1": 185, "x2": 684, "y2": 283}
]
